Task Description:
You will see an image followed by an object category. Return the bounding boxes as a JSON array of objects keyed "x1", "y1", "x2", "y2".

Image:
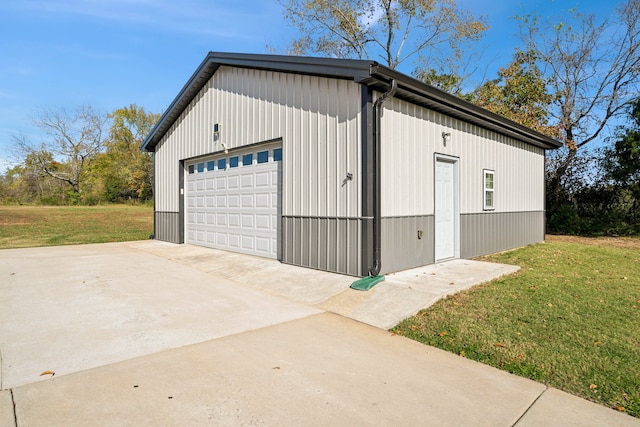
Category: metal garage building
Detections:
[{"x1": 141, "y1": 52, "x2": 560, "y2": 277}]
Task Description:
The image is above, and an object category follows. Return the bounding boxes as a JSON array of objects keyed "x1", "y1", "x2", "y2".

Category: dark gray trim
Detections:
[
  {"x1": 155, "y1": 211, "x2": 180, "y2": 243},
  {"x1": 282, "y1": 215, "x2": 361, "y2": 276},
  {"x1": 361, "y1": 86, "x2": 374, "y2": 276},
  {"x1": 141, "y1": 52, "x2": 561, "y2": 152},
  {"x1": 381, "y1": 215, "x2": 435, "y2": 274},
  {"x1": 178, "y1": 160, "x2": 185, "y2": 244},
  {"x1": 152, "y1": 152, "x2": 156, "y2": 239},
  {"x1": 460, "y1": 211, "x2": 545, "y2": 259},
  {"x1": 370, "y1": 79, "x2": 397, "y2": 277}
]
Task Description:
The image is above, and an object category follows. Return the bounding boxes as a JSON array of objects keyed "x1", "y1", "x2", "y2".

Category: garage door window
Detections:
[
  {"x1": 257, "y1": 151, "x2": 269, "y2": 163},
  {"x1": 242, "y1": 153, "x2": 253, "y2": 166},
  {"x1": 274, "y1": 148, "x2": 282, "y2": 161},
  {"x1": 207, "y1": 161, "x2": 214, "y2": 171},
  {"x1": 229, "y1": 156, "x2": 239, "y2": 168},
  {"x1": 217, "y1": 158, "x2": 226, "y2": 170},
  {"x1": 188, "y1": 164, "x2": 195, "y2": 174}
]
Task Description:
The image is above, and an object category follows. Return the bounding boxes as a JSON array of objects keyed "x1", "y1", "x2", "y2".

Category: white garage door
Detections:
[{"x1": 185, "y1": 144, "x2": 282, "y2": 259}]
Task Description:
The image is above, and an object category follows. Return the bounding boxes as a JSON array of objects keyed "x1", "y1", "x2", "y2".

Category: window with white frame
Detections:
[{"x1": 483, "y1": 169, "x2": 495, "y2": 210}]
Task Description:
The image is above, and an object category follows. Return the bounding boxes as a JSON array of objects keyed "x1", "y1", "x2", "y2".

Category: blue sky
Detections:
[{"x1": 0, "y1": 0, "x2": 616, "y2": 170}]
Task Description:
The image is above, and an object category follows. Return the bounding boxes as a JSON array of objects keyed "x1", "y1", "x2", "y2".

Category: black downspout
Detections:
[{"x1": 369, "y1": 79, "x2": 397, "y2": 277}]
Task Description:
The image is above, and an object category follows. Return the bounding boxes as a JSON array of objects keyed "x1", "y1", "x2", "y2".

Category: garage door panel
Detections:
[
  {"x1": 228, "y1": 214, "x2": 240, "y2": 227},
  {"x1": 242, "y1": 235, "x2": 255, "y2": 251},
  {"x1": 228, "y1": 195, "x2": 240, "y2": 208},
  {"x1": 255, "y1": 236, "x2": 270, "y2": 253},
  {"x1": 242, "y1": 214, "x2": 254, "y2": 228},
  {"x1": 241, "y1": 194, "x2": 253, "y2": 208},
  {"x1": 228, "y1": 176, "x2": 240, "y2": 189},
  {"x1": 186, "y1": 144, "x2": 281, "y2": 259},
  {"x1": 241, "y1": 174, "x2": 254, "y2": 187},
  {"x1": 217, "y1": 232, "x2": 227, "y2": 245},
  {"x1": 228, "y1": 234, "x2": 241, "y2": 248},
  {"x1": 256, "y1": 171, "x2": 270, "y2": 187},
  {"x1": 255, "y1": 214, "x2": 270, "y2": 230},
  {"x1": 255, "y1": 193, "x2": 270, "y2": 208}
]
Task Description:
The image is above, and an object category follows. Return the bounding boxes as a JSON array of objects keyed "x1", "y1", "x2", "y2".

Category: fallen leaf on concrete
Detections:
[
  {"x1": 272, "y1": 367, "x2": 281, "y2": 370},
  {"x1": 449, "y1": 282, "x2": 455, "y2": 285},
  {"x1": 40, "y1": 370, "x2": 55, "y2": 377}
]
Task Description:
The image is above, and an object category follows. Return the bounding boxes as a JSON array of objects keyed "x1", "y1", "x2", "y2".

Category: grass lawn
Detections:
[
  {"x1": 0, "y1": 205, "x2": 154, "y2": 249},
  {"x1": 393, "y1": 235, "x2": 640, "y2": 417}
]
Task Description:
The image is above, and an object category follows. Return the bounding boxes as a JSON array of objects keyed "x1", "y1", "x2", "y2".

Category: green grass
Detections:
[
  {"x1": 0, "y1": 205, "x2": 154, "y2": 249},
  {"x1": 393, "y1": 238, "x2": 640, "y2": 417}
]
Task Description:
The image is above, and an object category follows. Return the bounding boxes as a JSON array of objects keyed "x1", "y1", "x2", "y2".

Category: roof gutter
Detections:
[{"x1": 369, "y1": 79, "x2": 397, "y2": 277}]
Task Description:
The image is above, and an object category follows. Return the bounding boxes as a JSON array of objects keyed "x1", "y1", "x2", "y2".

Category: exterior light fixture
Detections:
[{"x1": 442, "y1": 132, "x2": 451, "y2": 146}]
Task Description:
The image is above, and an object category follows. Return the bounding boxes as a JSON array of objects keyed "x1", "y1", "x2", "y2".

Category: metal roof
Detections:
[{"x1": 141, "y1": 52, "x2": 561, "y2": 151}]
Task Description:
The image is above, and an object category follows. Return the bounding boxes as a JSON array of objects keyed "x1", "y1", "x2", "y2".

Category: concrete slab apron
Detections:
[
  {"x1": 131, "y1": 242, "x2": 521, "y2": 330},
  {"x1": 0, "y1": 243, "x2": 320, "y2": 389},
  {"x1": 320, "y1": 259, "x2": 520, "y2": 329},
  {"x1": 13, "y1": 313, "x2": 547, "y2": 427}
]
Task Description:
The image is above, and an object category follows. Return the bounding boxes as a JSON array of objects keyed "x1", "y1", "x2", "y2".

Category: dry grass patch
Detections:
[{"x1": 0, "y1": 205, "x2": 153, "y2": 249}]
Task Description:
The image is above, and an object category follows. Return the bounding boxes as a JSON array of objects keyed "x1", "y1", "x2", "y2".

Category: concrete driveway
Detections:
[{"x1": 1, "y1": 241, "x2": 638, "y2": 426}]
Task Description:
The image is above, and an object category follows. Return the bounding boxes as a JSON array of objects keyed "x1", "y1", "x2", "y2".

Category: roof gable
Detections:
[{"x1": 141, "y1": 52, "x2": 561, "y2": 151}]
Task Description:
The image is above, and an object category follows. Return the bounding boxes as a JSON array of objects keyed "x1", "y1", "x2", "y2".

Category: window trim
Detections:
[{"x1": 483, "y1": 169, "x2": 495, "y2": 211}]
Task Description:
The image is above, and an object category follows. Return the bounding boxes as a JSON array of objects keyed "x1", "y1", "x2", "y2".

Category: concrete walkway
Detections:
[{"x1": 1, "y1": 241, "x2": 638, "y2": 426}]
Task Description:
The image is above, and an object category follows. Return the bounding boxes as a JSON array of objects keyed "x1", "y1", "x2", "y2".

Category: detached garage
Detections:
[{"x1": 142, "y1": 52, "x2": 560, "y2": 277}]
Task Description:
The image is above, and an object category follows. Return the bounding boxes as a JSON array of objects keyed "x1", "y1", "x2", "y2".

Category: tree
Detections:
[
  {"x1": 517, "y1": 0, "x2": 640, "y2": 203},
  {"x1": 279, "y1": 0, "x2": 488, "y2": 77},
  {"x1": 603, "y1": 99, "x2": 640, "y2": 187},
  {"x1": 89, "y1": 105, "x2": 159, "y2": 202},
  {"x1": 13, "y1": 105, "x2": 106, "y2": 198},
  {"x1": 472, "y1": 49, "x2": 558, "y2": 138}
]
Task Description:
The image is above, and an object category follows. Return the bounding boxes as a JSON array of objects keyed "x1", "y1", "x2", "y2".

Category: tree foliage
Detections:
[
  {"x1": 89, "y1": 105, "x2": 159, "y2": 202},
  {"x1": 547, "y1": 101, "x2": 640, "y2": 235},
  {"x1": 279, "y1": 0, "x2": 488, "y2": 76},
  {"x1": 3, "y1": 104, "x2": 158, "y2": 205},
  {"x1": 517, "y1": 0, "x2": 640, "y2": 201},
  {"x1": 471, "y1": 49, "x2": 558, "y2": 138},
  {"x1": 12, "y1": 105, "x2": 106, "y2": 198}
]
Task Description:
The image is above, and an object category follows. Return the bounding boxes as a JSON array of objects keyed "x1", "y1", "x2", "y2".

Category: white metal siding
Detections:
[
  {"x1": 154, "y1": 66, "x2": 362, "y2": 219},
  {"x1": 380, "y1": 96, "x2": 545, "y2": 217}
]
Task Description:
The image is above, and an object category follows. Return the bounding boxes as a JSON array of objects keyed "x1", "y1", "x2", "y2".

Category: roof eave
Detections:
[{"x1": 367, "y1": 65, "x2": 561, "y2": 150}]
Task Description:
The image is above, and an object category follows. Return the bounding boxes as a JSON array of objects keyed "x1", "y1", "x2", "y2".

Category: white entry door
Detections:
[
  {"x1": 185, "y1": 145, "x2": 282, "y2": 259},
  {"x1": 434, "y1": 157, "x2": 459, "y2": 261}
]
